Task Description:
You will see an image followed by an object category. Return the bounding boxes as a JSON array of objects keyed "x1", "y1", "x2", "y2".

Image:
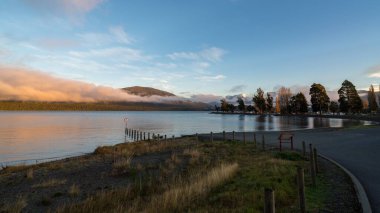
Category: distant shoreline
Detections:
[
  {"x1": 210, "y1": 111, "x2": 380, "y2": 123},
  {"x1": 0, "y1": 101, "x2": 211, "y2": 111}
]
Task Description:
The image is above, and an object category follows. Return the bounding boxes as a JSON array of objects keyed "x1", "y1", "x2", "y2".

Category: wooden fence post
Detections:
[
  {"x1": 309, "y1": 144, "x2": 316, "y2": 187},
  {"x1": 302, "y1": 141, "x2": 306, "y2": 157},
  {"x1": 232, "y1": 131, "x2": 235, "y2": 142},
  {"x1": 243, "y1": 131, "x2": 246, "y2": 144},
  {"x1": 262, "y1": 135, "x2": 265, "y2": 150},
  {"x1": 195, "y1": 133, "x2": 198, "y2": 142},
  {"x1": 172, "y1": 135, "x2": 175, "y2": 141},
  {"x1": 144, "y1": 132, "x2": 146, "y2": 140},
  {"x1": 223, "y1": 131, "x2": 226, "y2": 141},
  {"x1": 313, "y1": 148, "x2": 319, "y2": 173},
  {"x1": 297, "y1": 167, "x2": 306, "y2": 213},
  {"x1": 210, "y1": 132, "x2": 213, "y2": 142},
  {"x1": 164, "y1": 135, "x2": 167, "y2": 141},
  {"x1": 264, "y1": 188, "x2": 275, "y2": 213}
]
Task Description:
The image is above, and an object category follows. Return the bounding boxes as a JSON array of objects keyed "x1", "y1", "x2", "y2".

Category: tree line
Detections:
[{"x1": 216, "y1": 80, "x2": 379, "y2": 114}]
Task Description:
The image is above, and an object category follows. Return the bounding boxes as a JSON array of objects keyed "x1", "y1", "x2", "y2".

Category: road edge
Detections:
[{"x1": 319, "y1": 154, "x2": 372, "y2": 213}]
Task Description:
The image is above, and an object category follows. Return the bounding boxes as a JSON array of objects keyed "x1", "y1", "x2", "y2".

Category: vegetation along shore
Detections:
[{"x1": 0, "y1": 134, "x2": 360, "y2": 212}]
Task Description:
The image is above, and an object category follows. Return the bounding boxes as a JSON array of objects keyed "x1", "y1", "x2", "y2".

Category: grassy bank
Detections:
[{"x1": 0, "y1": 137, "x2": 354, "y2": 212}]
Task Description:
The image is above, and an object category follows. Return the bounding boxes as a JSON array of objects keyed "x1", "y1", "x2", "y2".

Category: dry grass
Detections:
[
  {"x1": 145, "y1": 163, "x2": 239, "y2": 212},
  {"x1": 68, "y1": 184, "x2": 80, "y2": 197},
  {"x1": 0, "y1": 196, "x2": 27, "y2": 213},
  {"x1": 183, "y1": 149, "x2": 201, "y2": 164},
  {"x1": 2, "y1": 164, "x2": 29, "y2": 173},
  {"x1": 26, "y1": 168, "x2": 33, "y2": 179},
  {"x1": 94, "y1": 138, "x2": 196, "y2": 157},
  {"x1": 32, "y1": 178, "x2": 67, "y2": 188},
  {"x1": 111, "y1": 155, "x2": 133, "y2": 175}
]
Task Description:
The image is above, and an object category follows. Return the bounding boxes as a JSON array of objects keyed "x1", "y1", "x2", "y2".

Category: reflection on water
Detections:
[{"x1": 0, "y1": 111, "x2": 374, "y2": 163}]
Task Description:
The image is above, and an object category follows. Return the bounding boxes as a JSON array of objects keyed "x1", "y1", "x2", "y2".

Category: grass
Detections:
[
  {"x1": 145, "y1": 163, "x2": 239, "y2": 212},
  {"x1": 0, "y1": 196, "x2": 27, "y2": 213},
  {"x1": 68, "y1": 184, "x2": 80, "y2": 197},
  {"x1": 32, "y1": 178, "x2": 67, "y2": 188},
  {"x1": 111, "y1": 156, "x2": 133, "y2": 175},
  {"x1": 26, "y1": 168, "x2": 33, "y2": 179},
  {"x1": 1, "y1": 136, "x2": 335, "y2": 212}
]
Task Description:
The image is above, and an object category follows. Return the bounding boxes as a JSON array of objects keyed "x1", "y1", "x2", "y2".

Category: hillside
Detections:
[
  {"x1": 122, "y1": 86, "x2": 175, "y2": 97},
  {"x1": 0, "y1": 101, "x2": 211, "y2": 111}
]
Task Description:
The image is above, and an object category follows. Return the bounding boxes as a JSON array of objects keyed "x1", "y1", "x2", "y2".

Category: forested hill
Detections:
[
  {"x1": 122, "y1": 86, "x2": 175, "y2": 97},
  {"x1": 0, "y1": 101, "x2": 211, "y2": 111}
]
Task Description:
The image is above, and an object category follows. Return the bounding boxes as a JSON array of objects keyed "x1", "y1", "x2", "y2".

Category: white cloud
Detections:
[
  {"x1": 228, "y1": 84, "x2": 247, "y2": 93},
  {"x1": 109, "y1": 26, "x2": 134, "y2": 44},
  {"x1": 367, "y1": 64, "x2": 380, "y2": 78},
  {"x1": 69, "y1": 47, "x2": 150, "y2": 61},
  {"x1": 190, "y1": 94, "x2": 224, "y2": 103},
  {"x1": 167, "y1": 47, "x2": 226, "y2": 62},
  {"x1": 77, "y1": 26, "x2": 134, "y2": 46},
  {"x1": 0, "y1": 65, "x2": 177, "y2": 102},
  {"x1": 196, "y1": 74, "x2": 226, "y2": 81}
]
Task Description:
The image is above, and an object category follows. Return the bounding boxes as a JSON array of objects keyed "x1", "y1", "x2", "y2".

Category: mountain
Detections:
[{"x1": 122, "y1": 86, "x2": 175, "y2": 97}]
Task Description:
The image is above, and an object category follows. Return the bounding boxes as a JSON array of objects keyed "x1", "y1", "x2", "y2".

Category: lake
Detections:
[{"x1": 0, "y1": 111, "x2": 373, "y2": 165}]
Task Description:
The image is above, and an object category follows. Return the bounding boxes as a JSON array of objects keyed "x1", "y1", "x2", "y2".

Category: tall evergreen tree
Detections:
[
  {"x1": 220, "y1": 99, "x2": 228, "y2": 112},
  {"x1": 266, "y1": 93, "x2": 274, "y2": 113},
  {"x1": 329, "y1": 101, "x2": 339, "y2": 114},
  {"x1": 368, "y1": 84, "x2": 378, "y2": 112},
  {"x1": 253, "y1": 88, "x2": 266, "y2": 114},
  {"x1": 338, "y1": 80, "x2": 363, "y2": 113},
  {"x1": 237, "y1": 97, "x2": 246, "y2": 112},
  {"x1": 309, "y1": 83, "x2": 330, "y2": 114},
  {"x1": 290, "y1": 92, "x2": 308, "y2": 114}
]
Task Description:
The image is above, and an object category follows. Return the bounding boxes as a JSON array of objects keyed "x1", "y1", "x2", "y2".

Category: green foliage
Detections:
[
  {"x1": 227, "y1": 103, "x2": 235, "y2": 113},
  {"x1": 274, "y1": 151, "x2": 305, "y2": 161},
  {"x1": 237, "y1": 97, "x2": 245, "y2": 112},
  {"x1": 368, "y1": 84, "x2": 378, "y2": 112},
  {"x1": 338, "y1": 80, "x2": 363, "y2": 113},
  {"x1": 329, "y1": 101, "x2": 339, "y2": 114},
  {"x1": 253, "y1": 88, "x2": 266, "y2": 114},
  {"x1": 289, "y1": 92, "x2": 308, "y2": 114},
  {"x1": 220, "y1": 99, "x2": 229, "y2": 112},
  {"x1": 309, "y1": 83, "x2": 330, "y2": 114},
  {"x1": 266, "y1": 93, "x2": 274, "y2": 113}
]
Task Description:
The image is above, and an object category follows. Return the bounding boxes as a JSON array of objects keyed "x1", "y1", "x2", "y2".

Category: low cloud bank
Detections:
[{"x1": 0, "y1": 66, "x2": 176, "y2": 102}]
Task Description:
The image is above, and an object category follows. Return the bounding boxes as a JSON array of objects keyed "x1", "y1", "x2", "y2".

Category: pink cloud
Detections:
[{"x1": 0, "y1": 65, "x2": 176, "y2": 102}]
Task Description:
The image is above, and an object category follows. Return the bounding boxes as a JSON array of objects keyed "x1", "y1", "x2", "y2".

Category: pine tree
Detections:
[
  {"x1": 266, "y1": 93, "x2": 274, "y2": 113},
  {"x1": 237, "y1": 97, "x2": 246, "y2": 112},
  {"x1": 338, "y1": 80, "x2": 363, "y2": 113},
  {"x1": 289, "y1": 92, "x2": 308, "y2": 114},
  {"x1": 329, "y1": 101, "x2": 339, "y2": 114},
  {"x1": 309, "y1": 83, "x2": 330, "y2": 114},
  {"x1": 253, "y1": 88, "x2": 266, "y2": 114},
  {"x1": 368, "y1": 84, "x2": 378, "y2": 112},
  {"x1": 220, "y1": 99, "x2": 228, "y2": 112}
]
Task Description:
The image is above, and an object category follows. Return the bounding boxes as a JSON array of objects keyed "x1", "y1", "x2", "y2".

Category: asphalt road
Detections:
[{"x1": 202, "y1": 126, "x2": 380, "y2": 212}]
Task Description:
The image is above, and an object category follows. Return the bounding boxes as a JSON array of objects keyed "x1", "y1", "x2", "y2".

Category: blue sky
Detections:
[{"x1": 1, "y1": 0, "x2": 380, "y2": 100}]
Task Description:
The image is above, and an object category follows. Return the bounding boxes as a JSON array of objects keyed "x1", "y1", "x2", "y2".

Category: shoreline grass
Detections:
[{"x1": 0, "y1": 137, "x2": 352, "y2": 212}]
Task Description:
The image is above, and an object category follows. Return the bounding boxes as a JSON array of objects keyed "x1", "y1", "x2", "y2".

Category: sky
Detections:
[{"x1": 1, "y1": 0, "x2": 380, "y2": 102}]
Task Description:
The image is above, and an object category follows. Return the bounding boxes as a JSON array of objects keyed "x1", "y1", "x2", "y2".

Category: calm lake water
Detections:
[{"x1": 0, "y1": 111, "x2": 373, "y2": 164}]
